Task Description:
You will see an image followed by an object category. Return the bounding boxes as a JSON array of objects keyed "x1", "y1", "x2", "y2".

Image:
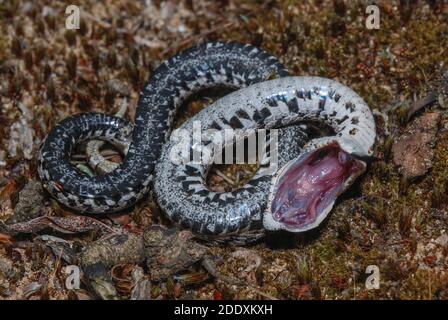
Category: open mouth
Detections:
[{"x1": 269, "y1": 142, "x2": 365, "y2": 231}]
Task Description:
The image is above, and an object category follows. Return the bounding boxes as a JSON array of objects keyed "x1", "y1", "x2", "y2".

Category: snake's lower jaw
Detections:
[{"x1": 263, "y1": 142, "x2": 366, "y2": 233}]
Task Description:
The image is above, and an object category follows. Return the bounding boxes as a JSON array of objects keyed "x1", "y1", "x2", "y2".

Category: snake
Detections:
[
  {"x1": 38, "y1": 42, "x2": 291, "y2": 213},
  {"x1": 154, "y1": 76, "x2": 376, "y2": 243},
  {"x1": 38, "y1": 41, "x2": 376, "y2": 243}
]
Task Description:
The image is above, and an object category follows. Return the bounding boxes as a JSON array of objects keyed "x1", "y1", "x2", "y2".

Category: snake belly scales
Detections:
[{"x1": 38, "y1": 41, "x2": 376, "y2": 243}]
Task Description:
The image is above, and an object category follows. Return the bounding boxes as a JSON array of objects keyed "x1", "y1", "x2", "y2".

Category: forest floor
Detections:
[{"x1": 0, "y1": 0, "x2": 447, "y2": 299}]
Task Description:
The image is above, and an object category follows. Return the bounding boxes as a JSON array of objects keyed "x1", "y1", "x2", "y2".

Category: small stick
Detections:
[
  {"x1": 212, "y1": 168, "x2": 235, "y2": 186},
  {"x1": 71, "y1": 150, "x2": 121, "y2": 161},
  {"x1": 406, "y1": 92, "x2": 437, "y2": 122}
]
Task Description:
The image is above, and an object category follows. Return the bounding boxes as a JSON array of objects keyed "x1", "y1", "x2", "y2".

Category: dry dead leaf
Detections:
[{"x1": 0, "y1": 233, "x2": 12, "y2": 245}]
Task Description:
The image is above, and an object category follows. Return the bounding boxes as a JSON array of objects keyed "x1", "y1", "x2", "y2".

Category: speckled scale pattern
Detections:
[
  {"x1": 38, "y1": 42, "x2": 290, "y2": 213},
  {"x1": 154, "y1": 76, "x2": 376, "y2": 240},
  {"x1": 156, "y1": 124, "x2": 307, "y2": 241}
]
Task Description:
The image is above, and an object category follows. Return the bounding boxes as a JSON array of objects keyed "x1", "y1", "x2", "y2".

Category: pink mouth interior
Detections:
[{"x1": 271, "y1": 144, "x2": 365, "y2": 230}]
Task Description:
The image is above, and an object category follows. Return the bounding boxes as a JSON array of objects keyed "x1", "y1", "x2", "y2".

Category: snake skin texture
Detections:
[
  {"x1": 154, "y1": 76, "x2": 376, "y2": 242},
  {"x1": 86, "y1": 98, "x2": 130, "y2": 174},
  {"x1": 38, "y1": 42, "x2": 290, "y2": 213}
]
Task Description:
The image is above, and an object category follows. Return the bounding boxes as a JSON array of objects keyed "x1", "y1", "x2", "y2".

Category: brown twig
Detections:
[
  {"x1": 406, "y1": 92, "x2": 437, "y2": 122},
  {"x1": 211, "y1": 168, "x2": 236, "y2": 186}
]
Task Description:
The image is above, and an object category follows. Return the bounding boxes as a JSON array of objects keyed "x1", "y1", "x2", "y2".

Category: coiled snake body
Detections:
[
  {"x1": 38, "y1": 42, "x2": 376, "y2": 243},
  {"x1": 38, "y1": 42, "x2": 289, "y2": 212}
]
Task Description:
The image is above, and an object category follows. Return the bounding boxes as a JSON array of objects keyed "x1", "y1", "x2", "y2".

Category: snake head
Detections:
[{"x1": 264, "y1": 141, "x2": 366, "y2": 233}]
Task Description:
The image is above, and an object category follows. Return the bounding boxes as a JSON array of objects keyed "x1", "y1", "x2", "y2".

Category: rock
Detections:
[
  {"x1": 79, "y1": 226, "x2": 208, "y2": 299},
  {"x1": 79, "y1": 233, "x2": 144, "y2": 300},
  {"x1": 392, "y1": 111, "x2": 441, "y2": 179},
  {"x1": 6, "y1": 180, "x2": 45, "y2": 224},
  {"x1": 80, "y1": 233, "x2": 145, "y2": 274},
  {"x1": 143, "y1": 226, "x2": 208, "y2": 281}
]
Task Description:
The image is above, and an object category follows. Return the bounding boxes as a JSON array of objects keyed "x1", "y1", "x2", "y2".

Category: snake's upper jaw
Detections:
[{"x1": 263, "y1": 142, "x2": 366, "y2": 233}]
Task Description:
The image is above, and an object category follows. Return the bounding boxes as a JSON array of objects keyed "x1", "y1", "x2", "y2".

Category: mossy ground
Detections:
[{"x1": 0, "y1": 0, "x2": 447, "y2": 299}]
